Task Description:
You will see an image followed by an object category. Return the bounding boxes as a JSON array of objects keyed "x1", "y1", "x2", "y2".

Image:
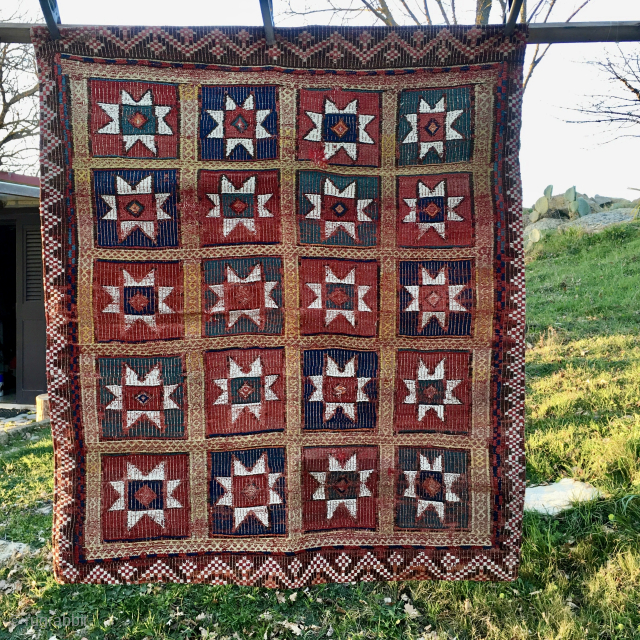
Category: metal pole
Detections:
[
  {"x1": 259, "y1": 0, "x2": 275, "y2": 47},
  {"x1": 37, "y1": 0, "x2": 61, "y2": 40},
  {"x1": 1, "y1": 21, "x2": 640, "y2": 45},
  {"x1": 504, "y1": 0, "x2": 524, "y2": 36}
]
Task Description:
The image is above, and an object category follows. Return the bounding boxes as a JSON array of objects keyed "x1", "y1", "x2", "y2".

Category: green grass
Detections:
[{"x1": 1, "y1": 224, "x2": 640, "y2": 639}]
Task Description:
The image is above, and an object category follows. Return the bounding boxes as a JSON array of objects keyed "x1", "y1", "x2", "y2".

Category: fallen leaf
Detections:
[
  {"x1": 279, "y1": 621, "x2": 302, "y2": 636},
  {"x1": 404, "y1": 603, "x2": 420, "y2": 618}
]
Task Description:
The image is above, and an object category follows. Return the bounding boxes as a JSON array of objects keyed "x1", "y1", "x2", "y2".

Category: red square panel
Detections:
[
  {"x1": 394, "y1": 350, "x2": 471, "y2": 434},
  {"x1": 297, "y1": 88, "x2": 381, "y2": 167},
  {"x1": 101, "y1": 453, "x2": 190, "y2": 542},
  {"x1": 302, "y1": 446, "x2": 378, "y2": 532},
  {"x1": 198, "y1": 170, "x2": 281, "y2": 246},
  {"x1": 93, "y1": 260, "x2": 184, "y2": 343},
  {"x1": 205, "y1": 348, "x2": 286, "y2": 437},
  {"x1": 89, "y1": 80, "x2": 179, "y2": 159},
  {"x1": 397, "y1": 173, "x2": 474, "y2": 248},
  {"x1": 299, "y1": 258, "x2": 378, "y2": 337}
]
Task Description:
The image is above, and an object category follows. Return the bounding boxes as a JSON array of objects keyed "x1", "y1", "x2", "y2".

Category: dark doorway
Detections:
[{"x1": 0, "y1": 225, "x2": 17, "y2": 400}]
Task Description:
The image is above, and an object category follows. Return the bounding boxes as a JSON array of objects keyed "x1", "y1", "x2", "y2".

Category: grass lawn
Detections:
[{"x1": 1, "y1": 224, "x2": 639, "y2": 640}]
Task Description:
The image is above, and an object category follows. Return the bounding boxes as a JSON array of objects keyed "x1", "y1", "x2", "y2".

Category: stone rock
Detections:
[
  {"x1": 593, "y1": 194, "x2": 615, "y2": 206},
  {"x1": 558, "y1": 209, "x2": 636, "y2": 234},
  {"x1": 525, "y1": 478, "x2": 602, "y2": 515},
  {"x1": 0, "y1": 431, "x2": 7, "y2": 446},
  {"x1": 523, "y1": 217, "x2": 563, "y2": 244},
  {"x1": 0, "y1": 541, "x2": 30, "y2": 566},
  {"x1": 548, "y1": 194, "x2": 570, "y2": 215},
  {"x1": 35, "y1": 503, "x2": 53, "y2": 515}
]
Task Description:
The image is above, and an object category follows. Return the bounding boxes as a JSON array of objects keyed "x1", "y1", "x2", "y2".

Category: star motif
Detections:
[
  {"x1": 214, "y1": 453, "x2": 283, "y2": 529},
  {"x1": 304, "y1": 98, "x2": 375, "y2": 161},
  {"x1": 104, "y1": 364, "x2": 180, "y2": 433},
  {"x1": 402, "y1": 358, "x2": 462, "y2": 421},
  {"x1": 402, "y1": 454, "x2": 461, "y2": 521},
  {"x1": 102, "y1": 269, "x2": 175, "y2": 329},
  {"x1": 207, "y1": 264, "x2": 279, "y2": 327},
  {"x1": 402, "y1": 97, "x2": 464, "y2": 159},
  {"x1": 108, "y1": 461, "x2": 182, "y2": 529},
  {"x1": 402, "y1": 180, "x2": 464, "y2": 239},
  {"x1": 207, "y1": 175, "x2": 273, "y2": 237},
  {"x1": 309, "y1": 454, "x2": 374, "y2": 519},
  {"x1": 101, "y1": 175, "x2": 171, "y2": 242},
  {"x1": 206, "y1": 93, "x2": 273, "y2": 158},
  {"x1": 212, "y1": 356, "x2": 279, "y2": 423},
  {"x1": 307, "y1": 355, "x2": 371, "y2": 422},
  {"x1": 304, "y1": 177, "x2": 373, "y2": 241},
  {"x1": 307, "y1": 266, "x2": 371, "y2": 327},
  {"x1": 403, "y1": 267, "x2": 469, "y2": 329},
  {"x1": 97, "y1": 89, "x2": 173, "y2": 154}
]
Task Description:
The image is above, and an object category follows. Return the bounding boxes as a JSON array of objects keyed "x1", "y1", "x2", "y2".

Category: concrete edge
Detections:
[{"x1": 0, "y1": 419, "x2": 51, "y2": 441}]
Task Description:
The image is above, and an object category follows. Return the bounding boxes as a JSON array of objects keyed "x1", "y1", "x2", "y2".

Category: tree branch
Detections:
[
  {"x1": 398, "y1": 0, "x2": 422, "y2": 25},
  {"x1": 423, "y1": 0, "x2": 433, "y2": 25},
  {"x1": 523, "y1": 0, "x2": 593, "y2": 91},
  {"x1": 433, "y1": 0, "x2": 450, "y2": 25},
  {"x1": 358, "y1": 0, "x2": 394, "y2": 25}
]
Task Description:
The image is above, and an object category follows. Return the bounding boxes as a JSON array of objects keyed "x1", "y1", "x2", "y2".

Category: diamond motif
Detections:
[
  {"x1": 230, "y1": 198, "x2": 248, "y2": 215},
  {"x1": 128, "y1": 111, "x2": 148, "y2": 129},
  {"x1": 330, "y1": 118, "x2": 350, "y2": 138},
  {"x1": 135, "y1": 391, "x2": 151, "y2": 405},
  {"x1": 332, "y1": 201, "x2": 348, "y2": 217},
  {"x1": 134, "y1": 484, "x2": 158, "y2": 507},
  {"x1": 328, "y1": 287, "x2": 350, "y2": 307},
  {"x1": 231, "y1": 114, "x2": 249, "y2": 133},
  {"x1": 125, "y1": 199, "x2": 145, "y2": 217},
  {"x1": 425, "y1": 118, "x2": 440, "y2": 136},
  {"x1": 127, "y1": 292, "x2": 150, "y2": 312},
  {"x1": 237, "y1": 382, "x2": 254, "y2": 399},
  {"x1": 423, "y1": 202, "x2": 441, "y2": 217}
]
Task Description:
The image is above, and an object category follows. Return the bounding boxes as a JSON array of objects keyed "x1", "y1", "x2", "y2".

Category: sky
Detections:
[{"x1": 16, "y1": 0, "x2": 640, "y2": 205}]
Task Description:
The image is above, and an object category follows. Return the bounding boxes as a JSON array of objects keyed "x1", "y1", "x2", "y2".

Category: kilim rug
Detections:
[{"x1": 33, "y1": 24, "x2": 527, "y2": 586}]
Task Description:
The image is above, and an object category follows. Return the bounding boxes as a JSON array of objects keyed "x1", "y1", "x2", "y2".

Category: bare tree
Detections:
[
  {"x1": 570, "y1": 47, "x2": 640, "y2": 138},
  {"x1": 523, "y1": 0, "x2": 592, "y2": 90},
  {"x1": 0, "y1": 8, "x2": 39, "y2": 173},
  {"x1": 279, "y1": 0, "x2": 594, "y2": 89}
]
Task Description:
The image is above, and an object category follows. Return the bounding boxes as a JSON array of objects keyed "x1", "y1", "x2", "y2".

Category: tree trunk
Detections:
[{"x1": 475, "y1": 0, "x2": 492, "y2": 24}]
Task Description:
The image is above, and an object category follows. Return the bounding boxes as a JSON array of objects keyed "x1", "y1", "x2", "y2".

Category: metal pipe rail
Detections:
[{"x1": 1, "y1": 21, "x2": 640, "y2": 45}]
